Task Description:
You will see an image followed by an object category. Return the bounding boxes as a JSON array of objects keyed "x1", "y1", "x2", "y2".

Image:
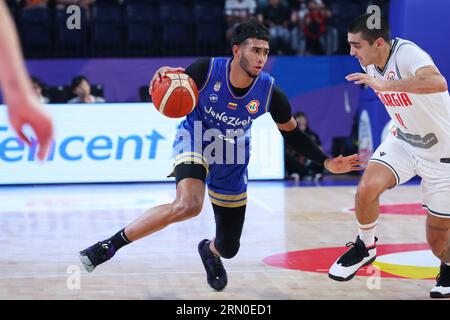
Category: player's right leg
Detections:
[
  {"x1": 79, "y1": 163, "x2": 207, "y2": 272},
  {"x1": 329, "y1": 138, "x2": 415, "y2": 281},
  {"x1": 420, "y1": 158, "x2": 450, "y2": 298},
  {"x1": 426, "y1": 214, "x2": 450, "y2": 298}
]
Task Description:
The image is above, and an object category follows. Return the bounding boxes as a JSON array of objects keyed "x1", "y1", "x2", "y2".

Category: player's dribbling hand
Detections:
[
  {"x1": 7, "y1": 97, "x2": 54, "y2": 161},
  {"x1": 324, "y1": 154, "x2": 365, "y2": 174},
  {"x1": 346, "y1": 73, "x2": 388, "y2": 92},
  {"x1": 149, "y1": 66, "x2": 185, "y2": 94}
]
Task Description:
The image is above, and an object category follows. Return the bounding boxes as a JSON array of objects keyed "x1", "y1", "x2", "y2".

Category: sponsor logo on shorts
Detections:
[{"x1": 396, "y1": 129, "x2": 438, "y2": 149}]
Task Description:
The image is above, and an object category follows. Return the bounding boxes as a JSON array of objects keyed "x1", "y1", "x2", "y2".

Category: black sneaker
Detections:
[
  {"x1": 198, "y1": 239, "x2": 227, "y2": 291},
  {"x1": 79, "y1": 240, "x2": 117, "y2": 272},
  {"x1": 329, "y1": 236, "x2": 377, "y2": 281},
  {"x1": 430, "y1": 263, "x2": 450, "y2": 298}
]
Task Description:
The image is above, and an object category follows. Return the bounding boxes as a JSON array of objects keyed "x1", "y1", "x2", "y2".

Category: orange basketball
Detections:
[{"x1": 151, "y1": 71, "x2": 199, "y2": 118}]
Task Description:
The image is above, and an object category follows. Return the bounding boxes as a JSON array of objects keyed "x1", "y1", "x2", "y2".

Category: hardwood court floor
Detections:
[{"x1": 0, "y1": 181, "x2": 439, "y2": 300}]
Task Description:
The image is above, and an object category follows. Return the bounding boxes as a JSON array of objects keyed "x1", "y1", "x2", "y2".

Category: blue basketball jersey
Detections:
[
  {"x1": 172, "y1": 57, "x2": 275, "y2": 207},
  {"x1": 186, "y1": 57, "x2": 275, "y2": 134}
]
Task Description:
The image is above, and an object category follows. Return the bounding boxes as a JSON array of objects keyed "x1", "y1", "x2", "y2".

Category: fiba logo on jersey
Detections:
[
  {"x1": 245, "y1": 100, "x2": 260, "y2": 114},
  {"x1": 387, "y1": 71, "x2": 396, "y2": 80}
]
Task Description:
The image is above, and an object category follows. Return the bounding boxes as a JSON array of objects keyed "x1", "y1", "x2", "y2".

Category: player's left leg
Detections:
[
  {"x1": 198, "y1": 203, "x2": 246, "y2": 291},
  {"x1": 210, "y1": 203, "x2": 246, "y2": 259},
  {"x1": 197, "y1": 161, "x2": 248, "y2": 291}
]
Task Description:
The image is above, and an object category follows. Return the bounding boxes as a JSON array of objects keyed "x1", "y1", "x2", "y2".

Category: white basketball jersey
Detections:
[{"x1": 364, "y1": 38, "x2": 450, "y2": 160}]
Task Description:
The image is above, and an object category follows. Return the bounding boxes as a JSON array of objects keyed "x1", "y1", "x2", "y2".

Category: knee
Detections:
[
  {"x1": 215, "y1": 239, "x2": 240, "y2": 259},
  {"x1": 427, "y1": 235, "x2": 449, "y2": 260},
  {"x1": 356, "y1": 179, "x2": 385, "y2": 203},
  {"x1": 171, "y1": 198, "x2": 203, "y2": 221}
]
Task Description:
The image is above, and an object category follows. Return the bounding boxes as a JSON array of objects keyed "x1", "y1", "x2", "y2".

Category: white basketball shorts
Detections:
[{"x1": 370, "y1": 137, "x2": 450, "y2": 218}]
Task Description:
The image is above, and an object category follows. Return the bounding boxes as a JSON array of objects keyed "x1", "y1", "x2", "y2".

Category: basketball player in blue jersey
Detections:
[
  {"x1": 79, "y1": 19, "x2": 363, "y2": 291},
  {"x1": 0, "y1": 1, "x2": 53, "y2": 161}
]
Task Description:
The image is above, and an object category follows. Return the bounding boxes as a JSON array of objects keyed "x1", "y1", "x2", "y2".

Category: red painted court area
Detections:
[{"x1": 263, "y1": 243, "x2": 433, "y2": 279}]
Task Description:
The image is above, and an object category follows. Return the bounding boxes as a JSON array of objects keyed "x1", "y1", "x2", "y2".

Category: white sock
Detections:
[{"x1": 358, "y1": 220, "x2": 377, "y2": 248}]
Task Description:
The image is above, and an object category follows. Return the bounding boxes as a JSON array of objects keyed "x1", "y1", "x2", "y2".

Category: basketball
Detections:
[{"x1": 151, "y1": 71, "x2": 199, "y2": 118}]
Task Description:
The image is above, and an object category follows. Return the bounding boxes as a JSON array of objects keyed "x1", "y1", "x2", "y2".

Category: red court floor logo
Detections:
[
  {"x1": 266, "y1": 203, "x2": 437, "y2": 280},
  {"x1": 263, "y1": 243, "x2": 440, "y2": 280}
]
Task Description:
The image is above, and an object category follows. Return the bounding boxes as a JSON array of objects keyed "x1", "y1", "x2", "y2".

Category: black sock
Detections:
[{"x1": 108, "y1": 228, "x2": 132, "y2": 251}]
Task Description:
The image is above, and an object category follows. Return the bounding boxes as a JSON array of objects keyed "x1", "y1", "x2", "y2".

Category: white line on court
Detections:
[
  {"x1": 248, "y1": 196, "x2": 274, "y2": 213},
  {"x1": 0, "y1": 268, "x2": 293, "y2": 280}
]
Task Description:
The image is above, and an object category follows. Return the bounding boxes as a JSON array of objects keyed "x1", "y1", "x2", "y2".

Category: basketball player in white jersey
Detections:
[
  {"x1": 0, "y1": 0, "x2": 53, "y2": 160},
  {"x1": 328, "y1": 13, "x2": 450, "y2": 298}
]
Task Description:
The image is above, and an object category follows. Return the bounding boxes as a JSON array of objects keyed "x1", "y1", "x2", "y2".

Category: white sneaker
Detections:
[
  {"x1": 430, "y1": 263, "x2": 450, "y2": 298},
  {"x1": 329, "y1": 236, "x2": 377, "y2": 281}
]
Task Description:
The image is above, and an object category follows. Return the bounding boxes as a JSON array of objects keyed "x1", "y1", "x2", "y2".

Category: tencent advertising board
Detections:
[{"x1": 0, "y1": 103, "x2": 284, "y2": 184}]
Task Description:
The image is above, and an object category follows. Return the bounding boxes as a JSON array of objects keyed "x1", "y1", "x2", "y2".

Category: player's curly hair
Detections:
[
  {"x1": 348, "y1": 13, "x2": 391, "y2": 44},
  {"x1": 231, "y1": 18, "x2": 270, "y2": 47}
]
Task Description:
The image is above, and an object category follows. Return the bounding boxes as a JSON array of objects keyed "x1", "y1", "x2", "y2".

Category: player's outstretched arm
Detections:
[
  {"x1": 270, "y1": 86, "x2": 363, "y2": 174},
  {"x1": 277, "y1": 117, "x2": 363, "y2": 174},
  {"x1": 0, "y1": 1, "x2": 53, "y2": 161},
  {"x1": 324, "y1": 154, "x2": 364, "y2": 174},
  {"x1": 346, "y1": 66, "x2": 447, "y2": 94}
]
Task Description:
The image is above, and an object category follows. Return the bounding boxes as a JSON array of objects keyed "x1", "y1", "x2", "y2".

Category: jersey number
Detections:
[{"x1": 395, "y1": 113, "x2": 407, "y2": 129}]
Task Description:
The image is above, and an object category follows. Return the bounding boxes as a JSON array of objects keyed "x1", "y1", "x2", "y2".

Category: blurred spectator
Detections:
[
  {"x1": 139, "y1": 85, "x2": 151, "y2": 103},
  {"x1": 255, "y1": 0, "x2": 268, "y2": 6},
  {"x1": 290, "y1": 0, "x2": 308, "y2": 55},
  {"x1": 24, "y1": 0, "x2": 48, "y2": 9},
  {"x1": 257, "y1": 0, "x2": 292, "y2": 54},
  {"x1": 291, "y1": 0, "x2": 337, "y2": 55},
  {"x1": 68, "y1": 75, "x2": 105, "y2": 103},
  {"x1": 285, "y1": 111, "x2": 324, "y2": 181},
  {"x1": 31, "y1": 76, "x2": 50, "y2": 104},
  {"x1": 7, "y1": 0, "x2": 23, "y2": 7},
  {"x1": 318, "y1": 0, "x2": 338, "y2": 55},
  {"x1": 55, "y1": 0, "x2": 95, "y2": 10},
  {"x1": 224, "y1": 0, "x2": 257, "y2": 42},
  {"x1": 303, "y1": 0, "x2": 331, "y2": 55},
  {"x1": 289, "y1": 0, "x2": 309, "y2": 16}
]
